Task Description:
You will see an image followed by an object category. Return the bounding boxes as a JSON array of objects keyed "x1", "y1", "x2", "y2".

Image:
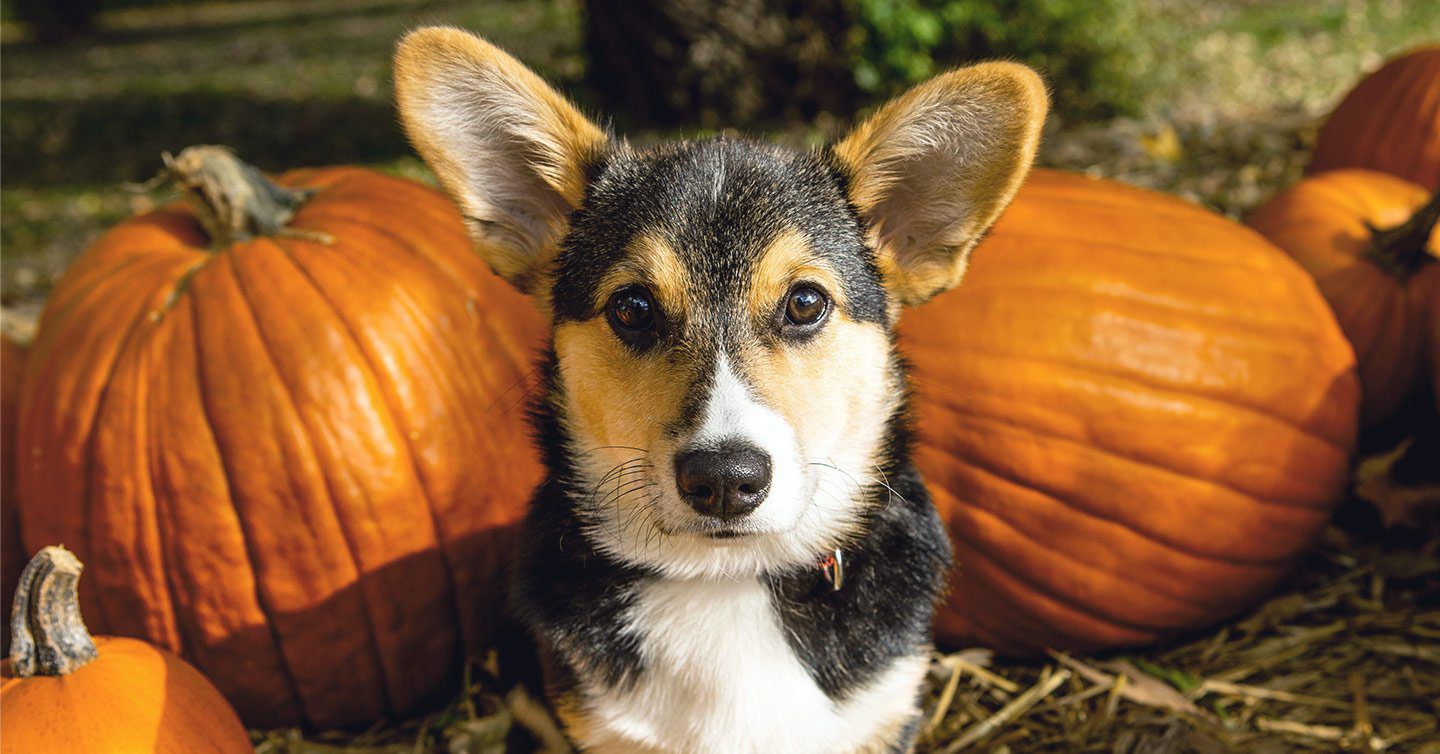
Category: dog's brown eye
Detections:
[
  {"x1": 785, "y1": 285, "x2": 828, "y2": 327},
  {"x1": 607, "y1": 286, "x2": 656, "y2": 332}
]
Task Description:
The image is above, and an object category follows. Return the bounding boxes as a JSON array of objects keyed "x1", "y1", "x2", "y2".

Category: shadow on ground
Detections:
[{"x1": 3, "y1": 92, "x2": 409, "y2": 186}]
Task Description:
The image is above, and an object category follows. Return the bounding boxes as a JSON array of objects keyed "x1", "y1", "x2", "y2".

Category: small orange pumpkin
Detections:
[
  {"x1": 1, "y1": 546, "x2": 253, "y2": 754},
  {"x1": 1309, "y1": 45, "x2": 1440, "y2": 189},
  {"x1": 1247, "y1": 169, "x2": 1439, "y2": 428},
  {"x1": 15, "y1": 147, "x2": 545, "y2": 727},
  {"x1": 901, "y1": 170, "x2": 1359, "y2": 654}
]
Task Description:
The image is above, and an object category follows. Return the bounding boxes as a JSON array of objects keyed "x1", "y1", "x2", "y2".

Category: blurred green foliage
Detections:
[{"x1": 849, "y1": 0, "x2": 1143, "y2": 120}]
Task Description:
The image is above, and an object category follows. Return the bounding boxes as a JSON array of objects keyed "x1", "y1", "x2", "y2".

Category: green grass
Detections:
[
  {"x1": 2, "y1": 0, "x2": 1437, "y2": 304},
  {"x1": 0, "y1": 0, "x2": 583, "y2": 190},
  {"x1": 1130, "y1": 0, "x2": 1435, "y2": 120},
  {"x1": 0, "y1": 0, "x2": 581, "y2": 301},
  {"x1": 3, "y1": 0, "x2": 584, "y2": 101}
]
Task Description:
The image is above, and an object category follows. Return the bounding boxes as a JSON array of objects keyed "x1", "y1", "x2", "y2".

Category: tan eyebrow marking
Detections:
[
  {"x1": 595, "y1": 232, "x2": 690, "y2": 319},
  {"x1": 749, "y1": 227, "x2": 847, "y2": 323}
]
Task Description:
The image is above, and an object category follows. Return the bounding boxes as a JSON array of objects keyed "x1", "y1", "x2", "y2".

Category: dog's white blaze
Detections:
[
  {"x1": 576, "y1": 352, "x2": 881, "y2": 580},
  {"x1": 689, "y1": 355, "x2": 806, "y2": 529},
  {"x1": 574, "y1": 577, "x2": 926, "y2": 754}
]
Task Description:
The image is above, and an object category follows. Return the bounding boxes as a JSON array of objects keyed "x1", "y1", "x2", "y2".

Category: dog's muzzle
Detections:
[{"x1": 673, "y1": 441, "x2": 773, "y2": 521}]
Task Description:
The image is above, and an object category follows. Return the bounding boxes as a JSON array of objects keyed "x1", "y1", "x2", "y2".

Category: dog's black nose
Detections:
[{"x1": 674, "y1": 444, "x2": 772, "y2": 521}]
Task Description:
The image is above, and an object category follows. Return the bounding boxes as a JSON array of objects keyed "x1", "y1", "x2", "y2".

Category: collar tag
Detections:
[{"x1": 819, "y1": 549, "x2": 844, "y2": 592}]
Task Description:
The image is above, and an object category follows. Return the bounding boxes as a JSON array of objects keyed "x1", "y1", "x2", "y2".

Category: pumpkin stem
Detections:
[
  {"x1": 9, "y1": 546, "x2": 99, "y2": 677},
  {"x1": 1365, "y1": 188, "x2": 1440, "y2": 280},
  {"x1": 162, "y1": 145, "x2": 316, "y2": 249}
]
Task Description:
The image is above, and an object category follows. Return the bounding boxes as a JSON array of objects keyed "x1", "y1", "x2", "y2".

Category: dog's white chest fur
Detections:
[{"x1": 571, "y1": 577, "x2": 926, "y2": 754}]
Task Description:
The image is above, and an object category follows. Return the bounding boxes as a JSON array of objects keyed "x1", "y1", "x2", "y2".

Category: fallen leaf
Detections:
[
  {"x1": 1140, "y1": 123, "x2": 1183, "y2": 162},
  {"x1": 1355, "y1": 439, "x2": 1440, "y2": 528},
  {"x1": 1103, "y1": 659, "x2": 1213, "y2": 720},
  {"x1": 1047, "y1": 652, "x2": 1212, "y2": 720}
]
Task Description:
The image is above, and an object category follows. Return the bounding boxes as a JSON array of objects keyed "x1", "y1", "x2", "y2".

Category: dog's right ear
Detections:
[
  {"x1": 832, "y1": 62, "x2": 1047, "y2": 308},
  {"x1": 395, "y1": 27, "x2": 606, "y2": 295}
]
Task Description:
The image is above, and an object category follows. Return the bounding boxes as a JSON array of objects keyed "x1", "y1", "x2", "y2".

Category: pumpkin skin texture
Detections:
[
  {"x1": 2, "y1": 547, "x2": 253, "y2": 754},
  {"x1": 2, "y1": 636, "x2": 252, "y2": 754},
  {"x1": 1309, "y1": 46, "x2": 1440, "y2": 189},
  {"x1": 900, "y1": 170, "x2": 1359, "y2": 654},
  {"x1": 14, "y1": 149, "x2": 545, "y2": 727},
  {"x1": 1246, "y1": 170, "x2": 1439, "y2": 428}
]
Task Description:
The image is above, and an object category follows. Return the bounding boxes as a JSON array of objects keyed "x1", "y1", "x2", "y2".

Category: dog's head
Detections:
[{"x1": 395, "y1": 28, "x2": 1046, "y2": 578}]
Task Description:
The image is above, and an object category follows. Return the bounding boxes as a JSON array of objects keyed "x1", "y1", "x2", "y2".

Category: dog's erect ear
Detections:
[
  {"x1": 395, "y1": 27, "x2": 606, "y2": 294},
  {"x1": 833, "y1": 63, "x2": 1047, "y2": 307}
]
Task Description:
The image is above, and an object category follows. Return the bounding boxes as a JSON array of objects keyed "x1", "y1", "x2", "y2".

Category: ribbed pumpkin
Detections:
[
  {"x1": 900, "y1": 170, "x2": 1359, "y2": 654},
  {"x1": 2, "y1": 331, "x2": 26, "y2": 653},
  {"x1": 14, "y1": 147, "x2": 545, "y2": 727},
  {"x1": 1247, "y1": 170, "x2": 1439, "y2": 428},
  {"x1": 2, "y1": 546, "x2": 253, "y2": 754},
  {"x1": 1309, "y1": 45, "x2": 1440, "y2": 189}
]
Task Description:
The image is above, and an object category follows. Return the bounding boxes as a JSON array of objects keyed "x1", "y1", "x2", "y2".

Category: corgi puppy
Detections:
[{"x1": 395, "y1": 27, "x2": 1045, "y2": 754}]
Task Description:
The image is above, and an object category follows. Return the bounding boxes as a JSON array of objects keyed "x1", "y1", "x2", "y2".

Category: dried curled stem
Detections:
[
  {"x1": 161, "y1": 145, "x2": 328, "y2": 248},
  {"x1": 9, "y1": 545, "x2": 99, "y2": 678},
  {"x1": 1366, "y1": 188, "x2": 1440, "y2": 280}
]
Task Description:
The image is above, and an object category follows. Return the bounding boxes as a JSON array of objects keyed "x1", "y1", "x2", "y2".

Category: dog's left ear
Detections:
[
  {"x1": 394, "y1": 27, "x2": 606, "y2": 295},
  {"x1": 833, "y1": 63, "x2": 1047, "y2": 307}
]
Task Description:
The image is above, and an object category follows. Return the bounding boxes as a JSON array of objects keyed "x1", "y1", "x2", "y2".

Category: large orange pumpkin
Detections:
[
  {"x1": 1246, "y1": 170, "x2": 1439, "y2": 428},
  {"x1": 2, "y1": 546, "x2": 253, "y2": 754},
  {"x1": 900, "y1": 170, "x2": 1359, "y2": 654},
  {"x1": 14, "y1": 147, "x2": 545, "y2": 727},
  {"x1": 1309, "y1": 45, "x2": 1440, "y2": 190}
]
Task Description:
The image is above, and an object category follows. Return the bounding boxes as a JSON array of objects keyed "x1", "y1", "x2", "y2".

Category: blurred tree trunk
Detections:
[{"x1": 584, "y1": 0, "x2": 859, "y2": 129}]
